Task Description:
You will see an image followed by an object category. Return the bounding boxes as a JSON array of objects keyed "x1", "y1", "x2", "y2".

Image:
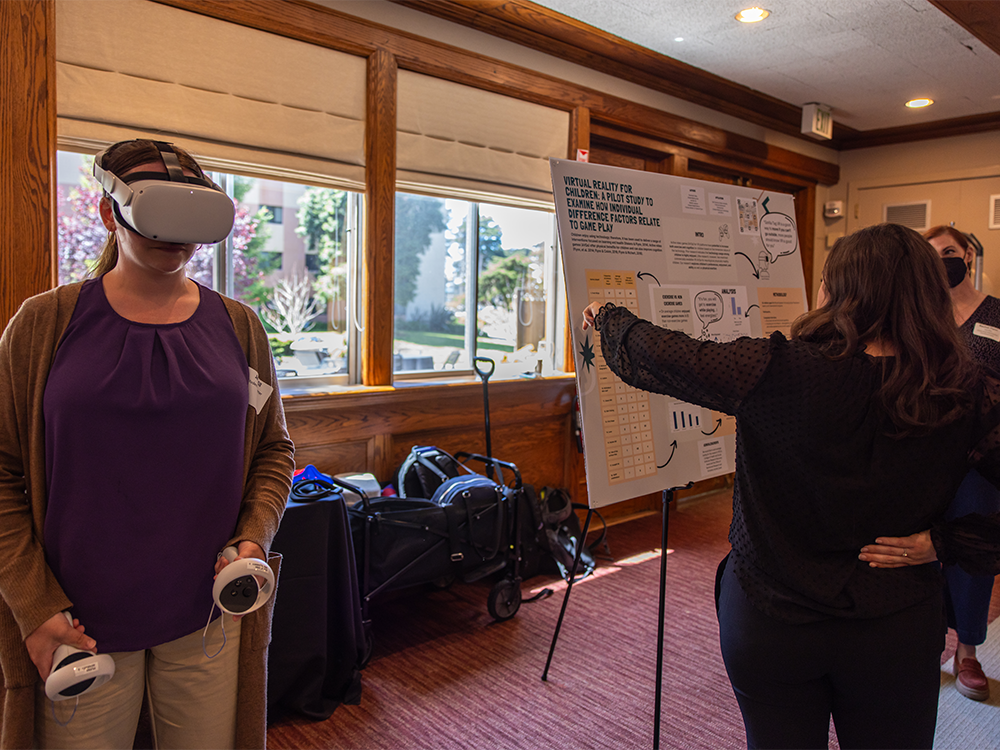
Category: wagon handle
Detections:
[{"x1": 473, "y1": 357, "x2": 495, "y2": 480}]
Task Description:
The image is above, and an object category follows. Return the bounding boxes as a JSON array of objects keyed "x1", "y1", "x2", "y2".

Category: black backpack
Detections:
[
  {"x1": 519, "y1": 485, "x2": 605, "y2": 582},
  {"x1": 395, "y1": 446, "x2": 464, "y2": 499}
]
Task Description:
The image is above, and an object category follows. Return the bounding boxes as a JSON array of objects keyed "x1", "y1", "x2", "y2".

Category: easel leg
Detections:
[
  {"x1": 653, "y1": 489, "x2": 671, "y2": 750},
  {"x1": 653, "y1": 483, "x2": 688, "y2": 750},
  {"x1": 541, "y1": 508, "x2": 594, "y2": 681}
]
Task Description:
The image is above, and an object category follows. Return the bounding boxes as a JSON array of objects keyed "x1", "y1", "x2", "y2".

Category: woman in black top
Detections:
[{"x1": 583, "y1": 223, "x2": 1000, "y2": 750}]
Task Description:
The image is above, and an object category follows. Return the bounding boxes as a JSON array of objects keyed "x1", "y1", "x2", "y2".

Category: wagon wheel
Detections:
[{"x1": 487, "y1": 578, "x2": 521, "y2": 621}]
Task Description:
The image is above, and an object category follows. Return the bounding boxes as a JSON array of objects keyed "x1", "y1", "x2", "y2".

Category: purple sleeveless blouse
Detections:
[{"x1": 43, "y1": 278, "x2": 248, "y2": 651}]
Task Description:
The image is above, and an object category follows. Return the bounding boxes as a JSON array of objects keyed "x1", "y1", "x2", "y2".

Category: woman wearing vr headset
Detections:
[
  {"x1": 582, "y1": 223, "x2": 1000, "y2": 749},
  {"x1": 0, "y1": 139, "x2": 294, "y2": 748}
]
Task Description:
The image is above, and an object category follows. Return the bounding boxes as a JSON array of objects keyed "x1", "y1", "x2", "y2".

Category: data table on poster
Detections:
[{"x1": 587, "y1": 270, "x2": 656, "y2": 485}]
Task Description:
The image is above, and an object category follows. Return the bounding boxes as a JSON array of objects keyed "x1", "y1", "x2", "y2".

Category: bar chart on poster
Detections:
[{"x1": 552, "y1": 159, "x2": 808, "y2": 508}]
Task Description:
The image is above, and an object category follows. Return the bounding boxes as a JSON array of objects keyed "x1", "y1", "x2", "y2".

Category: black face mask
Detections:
[{"x1": 942, "y1": 256, "x2": 969, "y2": 288}]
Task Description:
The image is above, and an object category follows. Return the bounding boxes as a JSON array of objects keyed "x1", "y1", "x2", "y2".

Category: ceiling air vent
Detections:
[
  {"x1": 883, "y1": 201, "x2": 930, "y2": 231},
  {"x1": 990, "y1": 194, "x2": 1000, "y2": 230}
]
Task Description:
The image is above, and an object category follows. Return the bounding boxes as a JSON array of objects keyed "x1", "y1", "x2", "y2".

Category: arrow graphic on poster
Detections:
[
  {"x1": 701, "y1": 419, "x2": 722, "y2": 436},
  {"x1": 735, "y1": 252, "x2": 761, "y2": 279},
  {"x1": 656, "y1": 440, "x2": 678, "y2": 468},
  {"x1": 745, "y1": 304, "x2": 760, "y2": 317},
  {"x1": 637, "y1": 271, "x2": 660, "y2": 285}
]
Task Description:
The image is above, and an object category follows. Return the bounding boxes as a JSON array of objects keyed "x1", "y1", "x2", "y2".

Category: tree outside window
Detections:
[{"x1": 392, "y1": 194, "x2": 555, "y2": 377}]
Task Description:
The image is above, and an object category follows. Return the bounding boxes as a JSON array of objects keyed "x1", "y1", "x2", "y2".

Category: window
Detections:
[
  {"x1": 393, "y1": 192, "x2": 559, "y2": 380},
  {"x1": 55, "y1": 151, "x2": 362, "y2": 387}
]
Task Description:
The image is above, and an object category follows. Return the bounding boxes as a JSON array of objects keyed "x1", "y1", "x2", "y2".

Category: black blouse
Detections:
[{"x1": 595, "y1": 304, "x2": 1000, "y2": 623}]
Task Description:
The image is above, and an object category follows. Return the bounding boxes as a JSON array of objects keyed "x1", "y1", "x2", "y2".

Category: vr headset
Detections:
[{"x1": 93, "y1": 140, "x2": 235, "y2": 244}]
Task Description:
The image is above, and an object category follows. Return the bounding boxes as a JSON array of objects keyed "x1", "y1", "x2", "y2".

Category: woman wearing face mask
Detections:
[{"x1": 927, "y1": 225, "x2": 999, "y2": 701}]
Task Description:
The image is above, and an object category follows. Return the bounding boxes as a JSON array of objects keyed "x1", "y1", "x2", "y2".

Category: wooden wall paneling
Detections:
[
  {"x1": 1, "y1": 0, "x2": 56, "y2": 331},
  {"x1": 363, "y1": 48, "x2": 397, "y2": 386},
  {"x1": 285, "y1": 379, "x2": 574, "y2": 441},
  {"x1": 292, "y1": 438, "x2": 375, "y2": 477},
  {"x1": 660, "y1": 154, "x2": 689, "y2": 177},
  {"x1": 389, "y1": 419, "x2": 566, "y2": 489},
  {"x1": 587, "y1": 147, "x2": 645, "y2": 171},
  {"x1": 372, "y1": 432, "x2": 392, "y2": 481},
  {"x1": 152, "y1": 0, "x2": 839, "y2": 186},
  {"x1": 283, "y1": 377, "x2": 577, "y2": 482}
]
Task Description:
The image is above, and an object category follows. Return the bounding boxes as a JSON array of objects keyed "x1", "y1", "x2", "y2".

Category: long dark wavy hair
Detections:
[
  {"x1": 791, "y1": 223, "x2": 974, "y2": 434},
  {"x1": 90, "y1": 139, "x2": 207, "y2": 278}
]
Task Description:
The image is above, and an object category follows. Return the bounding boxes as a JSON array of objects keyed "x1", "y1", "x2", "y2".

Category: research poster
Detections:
[{"x1": 552, "y1": 159, "x2": 808, "y2": 508}]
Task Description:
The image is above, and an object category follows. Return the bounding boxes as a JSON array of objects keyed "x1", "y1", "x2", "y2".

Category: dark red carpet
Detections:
[{"x1": 266, "y1": 490, "x2": 749, "y2": 749}]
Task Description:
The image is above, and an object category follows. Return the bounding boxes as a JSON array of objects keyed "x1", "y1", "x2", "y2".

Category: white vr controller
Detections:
[
  {"x1": 212, "y1": 547, "x2": 274, "y2": 616},
  {"x1": 44, "y1": 612, "x2": 115, "y2": 702}
]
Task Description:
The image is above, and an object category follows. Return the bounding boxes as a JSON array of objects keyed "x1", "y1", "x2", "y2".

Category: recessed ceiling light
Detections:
[
  {"x1": 735, "y1": 7, "x2": 770, "y2": 23},
  {"x1": 905, "y1": 98, "x2": 934, "y2": 108},
  {"x1": 674, "y1": 37, "x2": 684, "y2": 42}
]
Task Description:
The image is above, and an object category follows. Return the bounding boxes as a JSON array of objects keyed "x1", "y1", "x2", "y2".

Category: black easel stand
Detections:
[
  {"x1": 542, "y1": 484, "x2": 690, "y2": 750},
  {"x1": 651, "y1": 484, "x2": 689, "y2": 750},
  {"x1": 541, "y1": 507, "x2": 594, "y2": 682}
]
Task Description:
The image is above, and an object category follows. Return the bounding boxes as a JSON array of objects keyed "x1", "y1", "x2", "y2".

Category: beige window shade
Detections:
[
  {"x1": 397, "y1": 70, "x2": 569, "y2": 205},
  {"x1": 56, "y1": 0, "x2": 366, "y2": 188}
]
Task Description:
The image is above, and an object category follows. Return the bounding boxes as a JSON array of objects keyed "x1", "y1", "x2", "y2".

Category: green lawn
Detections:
[{"x1": 394, "y1": 329, "x2": 513, "y2": 352}]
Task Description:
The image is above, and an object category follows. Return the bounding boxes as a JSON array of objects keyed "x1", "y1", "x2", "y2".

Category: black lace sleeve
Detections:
[
  {"x1": 595, "y1": 304, "x2": 773, "y2": 415},
  {"x1": 931, "y1": 512, "x2": 1000, "y2": 575}
]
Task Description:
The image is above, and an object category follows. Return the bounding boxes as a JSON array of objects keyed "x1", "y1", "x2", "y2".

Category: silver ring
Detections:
[{"x1": 902, "y1": 550, "x2": 908, "y2": 558}]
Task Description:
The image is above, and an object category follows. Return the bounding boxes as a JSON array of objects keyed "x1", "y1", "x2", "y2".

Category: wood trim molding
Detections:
[
  {"x1": 392, "y1": 0, "x2": 1000, "y2": 153},
  {"x1": 589, "y1": 122, "x2": 823, "y2": 189},
  {"x1": 151, "y1": 0, "x2": 838, "y2": 185},
  {"x1": 836, "y1": 111, "x2": 1000, "y2": 151},
  {"x1": 1, "y1": 0, "x2": 56, "y2": 330},
  {"x1": 389, "y1": 0, "x2": 859, "y2": 144},
  {"x1": 568, "y1": 105, "x2": 590, "y2": 162},
  {"x1": 563, "y1": 106, "x2": 591, "y2": 374},
  {"x1": 931, "y1": 1, "x2": 1000, "y2": 56},
  {"x1": 363, "y1": 48, "x2": 398, "y2": 386}
]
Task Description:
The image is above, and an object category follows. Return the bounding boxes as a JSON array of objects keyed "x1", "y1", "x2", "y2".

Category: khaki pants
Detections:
[{"x1": 36, "y1": 618, "x2": 241, "y2": 750}]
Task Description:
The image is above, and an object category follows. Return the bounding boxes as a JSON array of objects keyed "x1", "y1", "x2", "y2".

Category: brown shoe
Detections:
[{"x1": 954, "y1": 656, "x2": 990, "y2": 701}]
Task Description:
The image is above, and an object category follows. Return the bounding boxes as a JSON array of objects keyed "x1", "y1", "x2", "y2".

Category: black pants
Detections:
[{"x1": 717, "y1": 555, "x2": 945, "y2": 750}]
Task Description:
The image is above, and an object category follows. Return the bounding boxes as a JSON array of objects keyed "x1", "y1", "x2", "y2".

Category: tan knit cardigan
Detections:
[{"x1": 0, "y1": 282, "x2": 294, "y2": 749}]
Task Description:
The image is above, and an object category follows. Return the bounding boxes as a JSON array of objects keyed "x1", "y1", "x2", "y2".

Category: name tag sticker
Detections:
[
  {"x1": 972, "y1": 322, "x2": 1000, "y2": 342},
  {"x1": 248, "y1": 368, "x2": 273, "y2": 415}
]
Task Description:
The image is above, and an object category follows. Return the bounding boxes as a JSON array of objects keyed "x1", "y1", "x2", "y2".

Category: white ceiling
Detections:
[{"x1": 528, "y1": 0, "x2": 1000, "y2": 131}]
